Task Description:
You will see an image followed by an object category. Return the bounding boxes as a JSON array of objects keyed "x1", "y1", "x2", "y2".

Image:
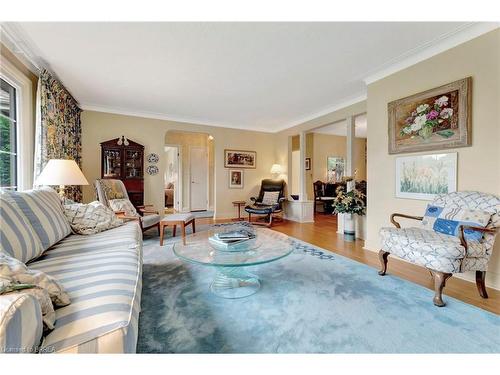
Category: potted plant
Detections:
[{"x1": 332, "y1": 180, "x2": 366, "y2": 242}]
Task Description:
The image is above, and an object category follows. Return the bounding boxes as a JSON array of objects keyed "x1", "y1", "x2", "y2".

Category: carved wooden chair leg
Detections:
[
  {"x1": 431, "y1": 271, "x2": 452, "y2": 307},
  {"x1": 475, "y1": 271, "x2": 488, "y2": 299},
  {"x1": 378, "y1": 250, "x2": 390, "y2": 276}
]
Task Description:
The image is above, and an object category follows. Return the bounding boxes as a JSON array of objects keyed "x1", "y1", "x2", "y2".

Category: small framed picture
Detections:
[
  {"x1": 305, "y1": 158, "x2": 311, "y2": 170},
  {"x1": 228, "y1": 169, "x2": 244, "y2": 189}
]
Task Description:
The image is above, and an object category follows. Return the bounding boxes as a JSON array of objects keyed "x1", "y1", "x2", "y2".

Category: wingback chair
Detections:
[
  {"x1": 244, "y1": 179, "x2": 286, "y2": 227},
  {"x1": 94, "y1": 179, "x2": 161, "y2": 233},
  {"x1": 379, "y1": 191, "x2": 499, "y2": 307}
]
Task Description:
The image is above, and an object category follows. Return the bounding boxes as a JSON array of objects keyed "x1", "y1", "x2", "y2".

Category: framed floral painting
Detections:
[{"x1": 388, "y1": 77, "x2": 471, "y2": 154}]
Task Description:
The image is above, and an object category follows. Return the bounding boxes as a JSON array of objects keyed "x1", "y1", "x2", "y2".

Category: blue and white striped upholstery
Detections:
[
  {"x1": 0, "y1": 194, "x2": 44, "y2": 263},
  {"x1": 28, "y1": 222, "x2": 142, "y2": 353},
  {"x1": 3, "y1": 188, "x2": 72, "y2": 252},
  {"x1": 0, "y1": 293, "x2": 43, "y2": 353}
]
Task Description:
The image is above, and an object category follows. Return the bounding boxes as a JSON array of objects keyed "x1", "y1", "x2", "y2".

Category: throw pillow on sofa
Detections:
[
  {"x1": 0, "y1": 194, "x2": 44, "y2": 263},
  {"x1": 421, "y1": 204, "x2": 492, "y2": 241},
  {"x1": 109, "y1": 199, "x2": 140, "y2": 217},
  {"x1": 0, "y1": 253, "x2": 71, "y2": 330},
  {"x1": 64, "y1": 201, "x2": 124, "y2": 235},
  {"x1": 2, "y1": 187, "x2": 72, "y2": 252}
]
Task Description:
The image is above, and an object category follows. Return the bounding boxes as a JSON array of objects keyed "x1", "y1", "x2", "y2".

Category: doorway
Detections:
[
  {"x1": 164, "y1": 145, "x2": 181, "y2": 211},
  {"x1": 164, "y1": 130, "x2": 214, "y2": 216},
  {"x1": 189, "y1": 146, "x2": 209, "y2": 211}
]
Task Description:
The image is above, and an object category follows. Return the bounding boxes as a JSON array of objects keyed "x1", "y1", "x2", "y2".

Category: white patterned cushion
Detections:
[
  {"x1": 142, "y1": 214, "x2": 161, "y2": 228},
  {"x1": 432, "y1": 192, "x2": 500, "y2": 258},
  {"x1": 1, "y1": 253, "x2": 71, "y2": 330},
  {"x1": 0, "y1": 293, "x2": 43, "y2": 353},
  {"x1": 2, "y1": 188, "x2": 72, "y2": 252},
  {"x1": 109, "y1": 199, "x2": 139, "y2": 217},
  {"x1": 0, "y1": 194, "x2": 44, "y2": 263},
  {"x1": 64, "y1": 201, "x2": 124, "y2": 235},
  {"x1": 262, "y1": 191, "x2": 280, "y2": 205},
  {"x1": 421, "y1": 204, "x2": 491, "y2": 241},
  {"x1": 380, "y1": 227, "x2": 488, "y2": 273}
]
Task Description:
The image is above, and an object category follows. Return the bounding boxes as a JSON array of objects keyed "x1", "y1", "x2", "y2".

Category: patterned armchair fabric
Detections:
[
  {"x1": 94, "y1": 179, "x2": 129, "y2": 208},
  {"x1": 380, "y1": 192, "x2": 499, "y2": 274},
  {"x1": 94, "y1": 179, "x2": 161, "y2": 232},
  {"x1": 379, "y1": 191, "x2": 499, "y2": 306}
]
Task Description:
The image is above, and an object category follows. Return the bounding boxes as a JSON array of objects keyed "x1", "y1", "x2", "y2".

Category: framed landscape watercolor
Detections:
[
  {"x1": 224, "y1": 149, "x2": 256, "y2": 168},
  {"x1": 388, "y1": 77, "x2": 471, "y2": 154},
  {"x1": 395, "y1": 153, "x2": 457, "y2": 201}
]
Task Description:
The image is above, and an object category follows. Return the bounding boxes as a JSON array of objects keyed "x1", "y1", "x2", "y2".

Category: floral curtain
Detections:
[{"x1": 34, "y1": 69, "x2": 83, "y2": 201}]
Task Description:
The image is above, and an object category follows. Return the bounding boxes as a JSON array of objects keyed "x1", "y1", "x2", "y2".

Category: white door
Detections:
[{"x1": 190, "y1": 146, "x2": 208, "y2": 211}]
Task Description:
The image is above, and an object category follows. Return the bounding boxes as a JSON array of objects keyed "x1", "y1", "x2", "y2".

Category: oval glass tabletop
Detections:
[{"x1": 173, "y1": 226, "x2": 294, "y2": 268}]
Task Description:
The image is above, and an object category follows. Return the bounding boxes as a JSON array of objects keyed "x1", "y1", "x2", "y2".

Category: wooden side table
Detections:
[
  {"x1": 160, "y1": 213, "x2": 196, "y2": 246},
  {"x1": 232, "y1": 200, "x2": 246, "y2": 221}
]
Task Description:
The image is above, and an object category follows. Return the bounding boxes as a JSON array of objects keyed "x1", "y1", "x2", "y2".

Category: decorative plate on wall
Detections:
[
  {"x1": 146, "y1": 165, "x2": 159, "y2": 175},
  {"x1": 147, "y1": 153, "x2": 159, "y2": 163}
]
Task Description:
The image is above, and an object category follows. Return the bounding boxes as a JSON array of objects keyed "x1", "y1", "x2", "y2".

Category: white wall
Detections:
[{"x1": 81, "y1": 111, "x2": 277, "y2": 219}]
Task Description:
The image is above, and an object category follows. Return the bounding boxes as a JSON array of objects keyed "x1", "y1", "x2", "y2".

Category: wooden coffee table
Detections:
[{"x1": 160, "y1": 213, "x2": 195, "y2": 245}]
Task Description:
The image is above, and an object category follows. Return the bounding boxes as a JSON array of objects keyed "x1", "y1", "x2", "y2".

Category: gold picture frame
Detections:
[
  {"x1": 224, "y1": 149, "x2": 256, "y2": 169},
  {"x1": 388, "y1": 77, "x2": 472, "y2": 154}
]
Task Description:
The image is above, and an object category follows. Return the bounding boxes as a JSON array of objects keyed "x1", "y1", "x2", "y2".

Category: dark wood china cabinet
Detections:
[{"x1": 100, "y1": 136, "x2": 144, "y2": 207}]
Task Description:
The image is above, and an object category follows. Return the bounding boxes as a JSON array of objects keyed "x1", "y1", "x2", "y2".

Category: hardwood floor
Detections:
[{"x1": 199, "y1": 213, "x2": 499, "y2": 314}]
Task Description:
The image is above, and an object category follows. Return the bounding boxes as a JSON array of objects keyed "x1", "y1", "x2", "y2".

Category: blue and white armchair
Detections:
[{"x1": 379, "y1": 191, "x2": 499, "y2": 307}]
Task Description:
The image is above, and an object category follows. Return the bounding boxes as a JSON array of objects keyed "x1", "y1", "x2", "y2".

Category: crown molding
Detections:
[
  {"x1": 272, "y1": 93, "x2": 367, "y2": 133},
  {"x1": 0, "y1": 23, "x2": 42, "y2": 74},
  {"x1": 364, "y1": 22, "x2": 499, "y2": 85},
  {"x1": 79, "y1": 103, "x2": 276, "y2": 133}
]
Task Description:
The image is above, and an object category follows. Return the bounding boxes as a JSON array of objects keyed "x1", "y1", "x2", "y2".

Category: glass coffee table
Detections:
[{"x1": 173, "y1": 224, "x2": 294, "y2": 298}]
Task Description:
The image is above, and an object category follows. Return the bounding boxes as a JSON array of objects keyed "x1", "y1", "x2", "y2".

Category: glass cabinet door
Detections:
[
  {"x1": 103, "y1": 149, "x2": 122, "y2": 178},
  {"x1": 124, "y1": 149, "x2": 143, "y2": 178}
]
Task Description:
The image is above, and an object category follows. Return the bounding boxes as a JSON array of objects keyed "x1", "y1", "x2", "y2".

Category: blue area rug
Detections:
[{"x1": 137, "y1": 224, "x2": 499, "y2": 353}]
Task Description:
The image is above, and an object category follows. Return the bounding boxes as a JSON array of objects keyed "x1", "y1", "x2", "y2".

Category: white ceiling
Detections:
[
  {"x1": 312, "y1": 114, "x2": 367, "y2": 138},
  {"x1": 4, "y1": 22, "x2": 492, "y2": 132}
]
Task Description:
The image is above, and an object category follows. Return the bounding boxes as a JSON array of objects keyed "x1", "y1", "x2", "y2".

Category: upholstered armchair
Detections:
[
  {"x1": 378, "y1": 191, "x2": 499, "y2": 307},
  {"x1": 244, "y1": 179, "x2": 286, "y2": 227},
  {"x1": 94, "y1": 179, "x2": 161, "y2": 233}
]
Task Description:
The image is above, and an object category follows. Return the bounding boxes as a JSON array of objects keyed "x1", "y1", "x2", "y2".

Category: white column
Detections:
[
  {"x1": 346, "y1": 115, "x2": 355, "y2": 188},
  {"x1": 299, "y1": 131, "x2": 307, "y2": 201},
  {"x1": 338, "y1": 116, "x2": 356, "y2": 234}
]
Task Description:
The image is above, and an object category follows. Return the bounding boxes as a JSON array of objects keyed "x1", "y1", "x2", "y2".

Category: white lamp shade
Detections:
[
  {"x1": 270, "y1": 164, "x2": 282, "y2": 174},
  {"x1": 36, "y1": 159, "x2": 89, "y2": 186}
]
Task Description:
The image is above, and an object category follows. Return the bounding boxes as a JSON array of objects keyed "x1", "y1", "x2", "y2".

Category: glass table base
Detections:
[{"x1": 210, "y1": 267, "x2": 260, "y2": 299}]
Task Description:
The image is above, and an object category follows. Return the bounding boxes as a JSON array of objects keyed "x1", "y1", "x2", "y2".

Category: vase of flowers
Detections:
[
  {"x1": 332, "y1": 183, "x2": 366, "y2": 242},
  {"x1": 400, "y1": 95, "x2": 454, "y2": 140}
]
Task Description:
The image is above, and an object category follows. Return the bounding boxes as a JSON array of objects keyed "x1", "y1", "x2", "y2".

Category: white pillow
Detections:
[
  {"x1": 64, "y1": 201, "x2": 124, "y2": 235},
  {"x1": 0, "y1": 253, "x2": 71, "y2": 330},
  {"x1": 109, "y1": 199, "x2": 140, "y2": 217},
  {"x1": 262, "y1": 191, "x2": 280, "y2": 205}
]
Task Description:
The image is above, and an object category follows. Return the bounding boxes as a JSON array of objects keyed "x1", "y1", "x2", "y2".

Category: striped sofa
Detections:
[{"x1": 0, "y1": 188, "x2": 143, "y2": 353}]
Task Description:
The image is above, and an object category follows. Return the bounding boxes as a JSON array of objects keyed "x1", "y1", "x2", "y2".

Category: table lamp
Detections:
[
  {"x1": 270, "y1": 164, "x2": 282, "y2": 178},
  {"x1": 36, "y1": 159, "x2": 89, "y2": 199}
]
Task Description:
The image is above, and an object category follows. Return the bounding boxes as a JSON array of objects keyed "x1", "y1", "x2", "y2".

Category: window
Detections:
[{"x1": 0, "y1": 78, "x2": 17, "y2": 190}]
